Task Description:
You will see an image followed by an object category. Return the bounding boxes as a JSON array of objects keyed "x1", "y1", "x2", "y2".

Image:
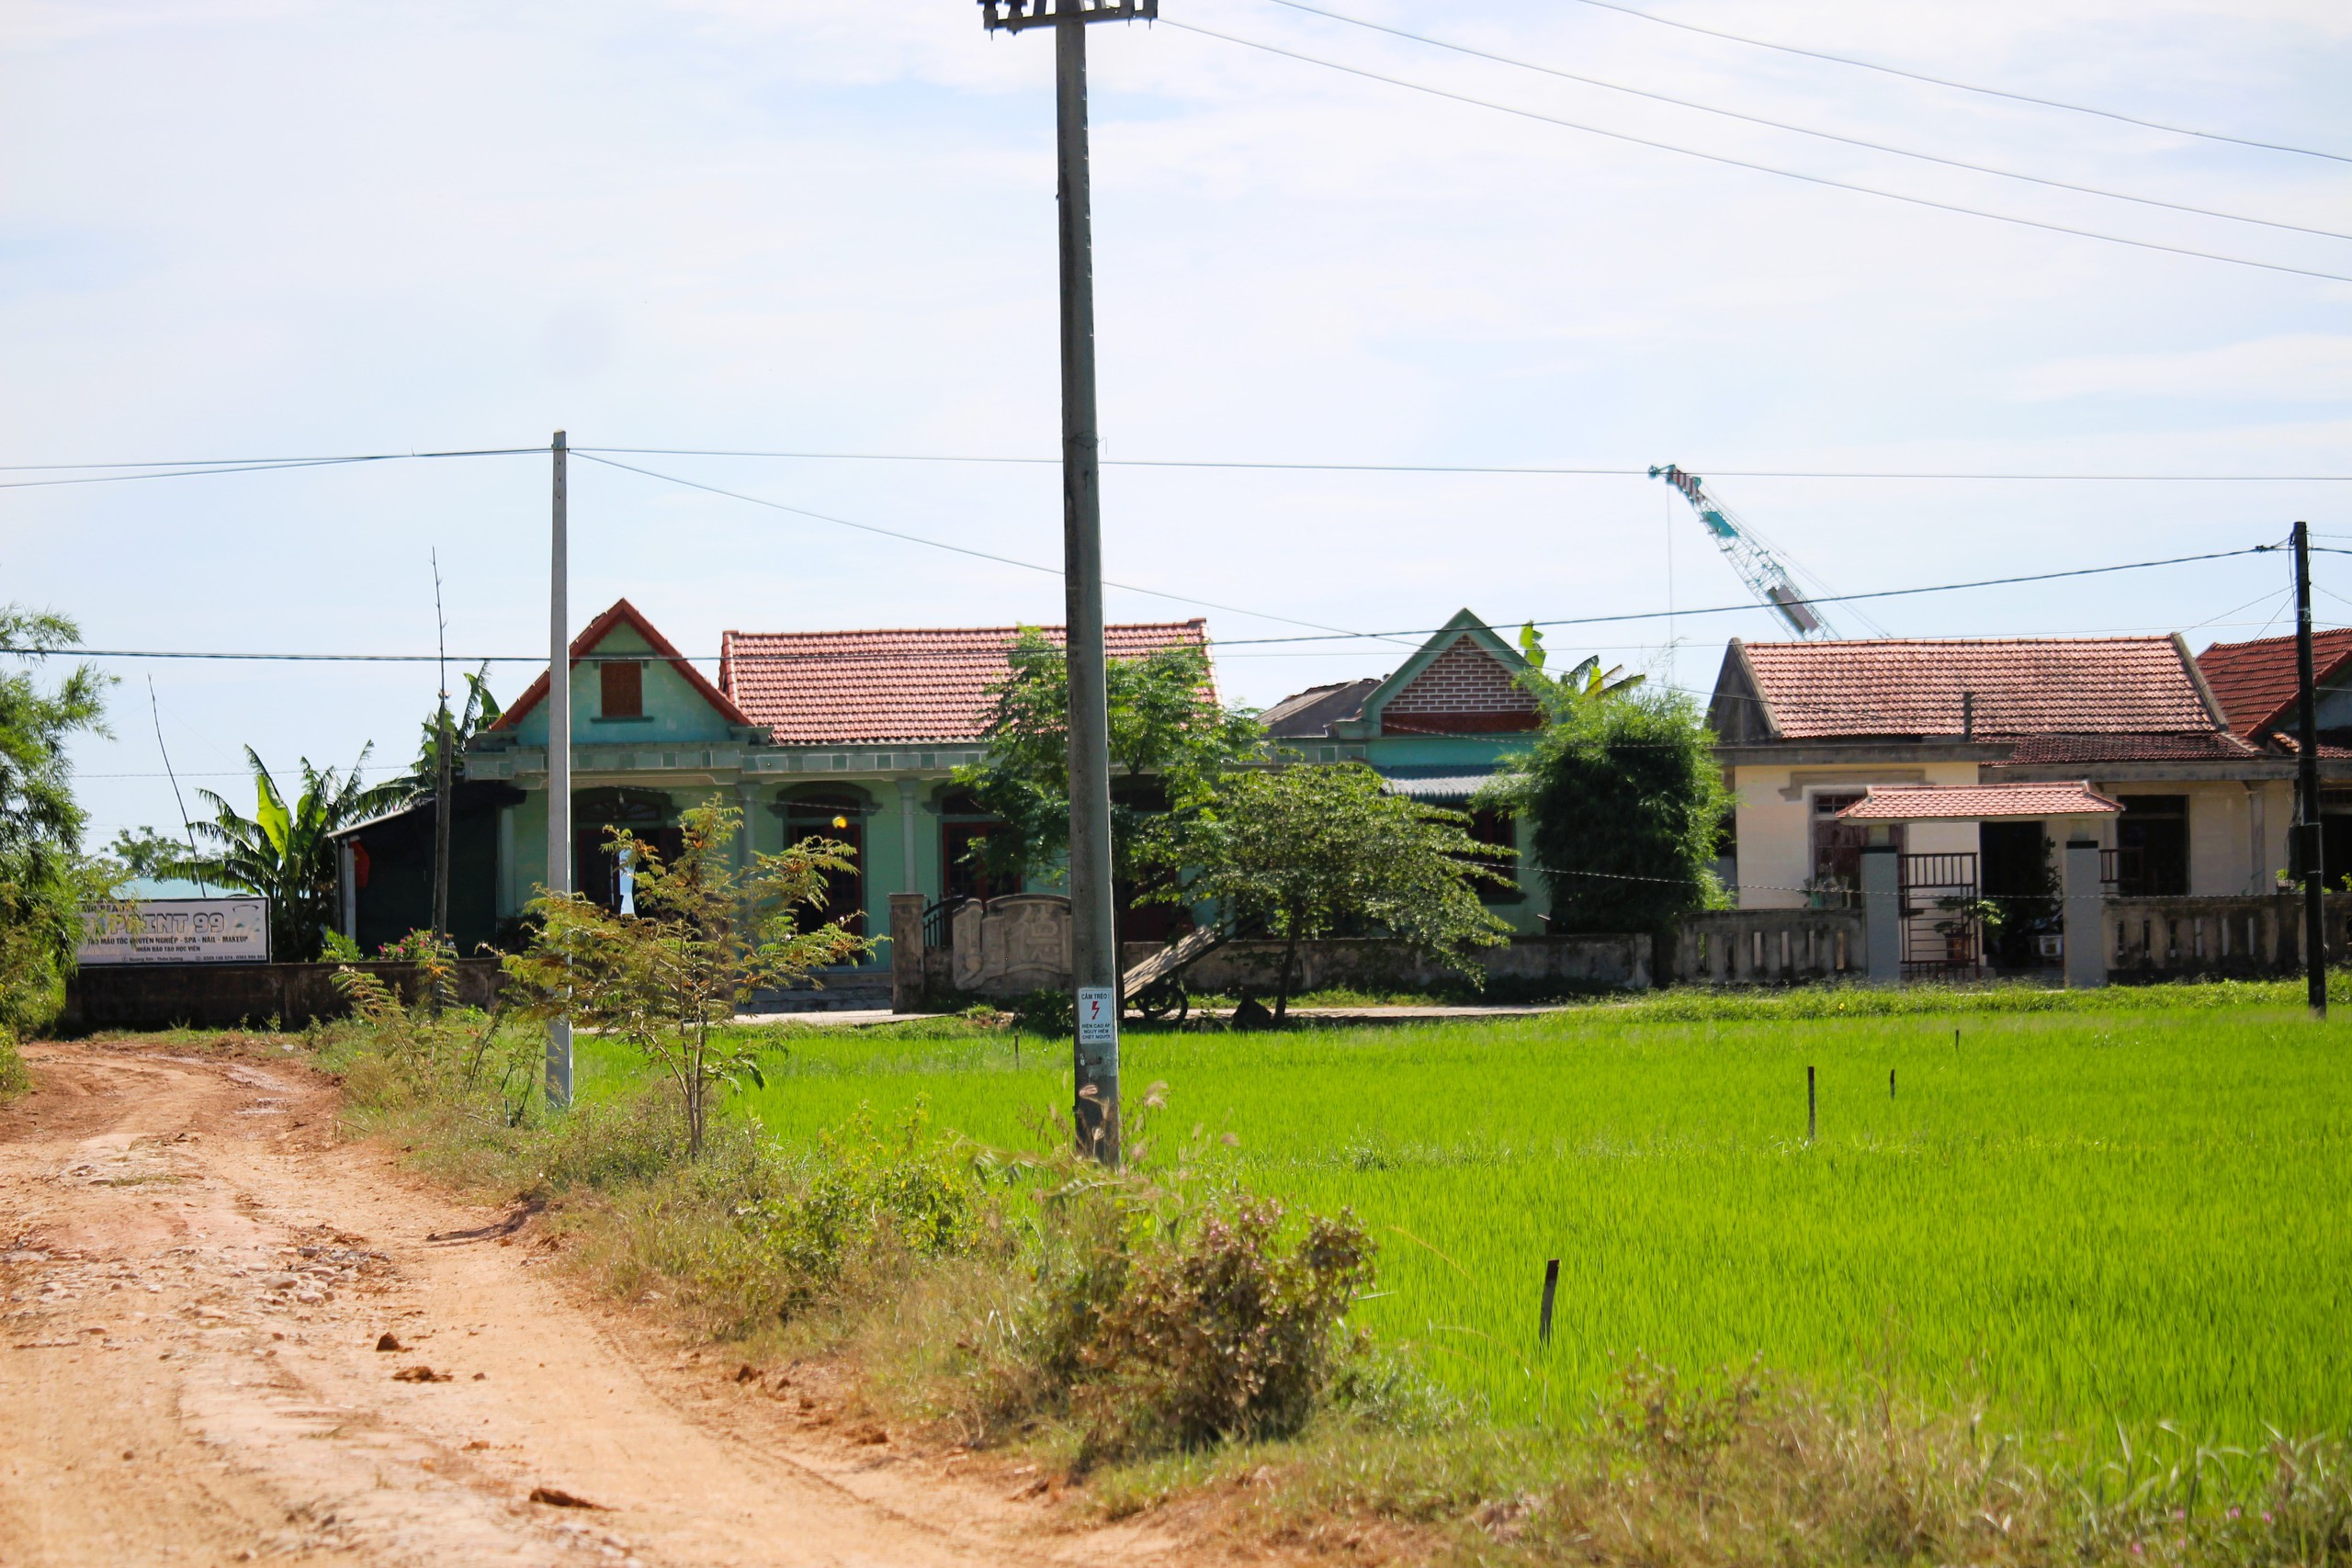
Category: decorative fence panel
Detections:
[
  {"x1": 2103, "y1": 893, "x2": 2352, "y2": 979},
  {"x1": 1671, "y1": 909, "x2": 1866, "y2": 986}
]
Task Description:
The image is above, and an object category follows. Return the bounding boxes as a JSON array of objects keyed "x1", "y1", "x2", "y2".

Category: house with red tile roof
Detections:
[
  {"x1": 453, "y1": 599, "x2": 1213, "y2": 991},
  {"x1": 1259, "y1": 609, "x2": 1547, "y2": 932},
  {"x1": 1708, "y1": 636, "x2": 2294, "y2": 956},
  {"x1": 2194, "y1": 627, "x2": 2352, "y2": 874}
]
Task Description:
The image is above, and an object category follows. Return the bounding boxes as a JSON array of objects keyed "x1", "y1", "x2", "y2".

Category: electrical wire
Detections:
[
  {"x1": 1159, "y1": 18, "x2": 2352, "y2": 287},
  {"x1": 3, "y1": 543, "x2": 2286, "y2": 665},
  {"x1": 571, "y1": 451, "x2": 1421, "y2": 648},
  {"x1": 6, "y1": 442, "x2": 2348, "y2": 484},
  {"x1": 0, "y1": 446, "x2": 545, "y2": 491},
  {"x1": 582, "y1": 446, "x2": 2352, "y2": 481},
  {"x1": 1555, "y1": 0, "x2": 2352, "y2": 166},
  {"x1": 1260, "y1": 0, "x2": 2352, "y2": 243}
]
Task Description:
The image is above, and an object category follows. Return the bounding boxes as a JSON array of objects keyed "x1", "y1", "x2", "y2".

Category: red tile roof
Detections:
[
  {"x1": 2195, "y1": 628, "x2": 2352, "y2": 737},
  {"x1": 1735, "y1": 637, "x2": 2222, "y2": 739},
  {"x1": 718, "y1": 621, "x2": 1211, "y2": 744},
  {"x1": 492, "y1": 598, "x2": 751, "y2": 733},
  {"x1": 1837, "y1": 782, "x2": 2121, "y2": 821}
]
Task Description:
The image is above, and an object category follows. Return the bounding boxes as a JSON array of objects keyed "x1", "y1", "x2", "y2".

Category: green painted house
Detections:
[
  {"x1": 334, "y1": 600, "x2": 1553, "y2": 981},
  {"x1": 1259, "y1": 609, "x2": 1548, "y2": 932}
]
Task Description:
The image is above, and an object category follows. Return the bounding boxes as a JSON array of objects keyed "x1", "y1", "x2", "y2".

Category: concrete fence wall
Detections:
[
  {"x1": 1670, "y1": 909, "x2": 1867, "y2": 986},
  {"x1": 1128, "y1": 933, "x2": 1652, "y2": 996},
  {"x1": 2104, "y1": 893, "x2": 2352, "y2": 979},
  {"x1": 61, "y1": 959, "x2": 506, "y2": 1033}
]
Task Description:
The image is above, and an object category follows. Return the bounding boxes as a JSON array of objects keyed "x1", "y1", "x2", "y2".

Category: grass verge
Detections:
[{"x1": 314, "y1": 987, "x2": 2352, "y2": 1566}]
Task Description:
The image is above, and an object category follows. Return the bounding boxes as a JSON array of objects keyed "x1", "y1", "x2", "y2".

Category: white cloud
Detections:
[{"x1": 2018, "y1": 334, "x2": 2352, "y2": 400}]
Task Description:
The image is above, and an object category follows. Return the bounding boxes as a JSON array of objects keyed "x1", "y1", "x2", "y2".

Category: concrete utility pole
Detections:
[
  {"x1": 980, "y1": 0, "x2": 1156, "y2": 1164},
  {"x1": 547, "y1": 431, "x2": 574, "y2": 1105},
  {"x1": 2293, "y1": 519, "x2": 2327, "y2": 1020}
]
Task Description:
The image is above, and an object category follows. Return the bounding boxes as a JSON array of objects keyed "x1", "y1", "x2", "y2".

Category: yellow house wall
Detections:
[{"x1": 1731, "y1": 762, "x2": 1981, "y2": 909}]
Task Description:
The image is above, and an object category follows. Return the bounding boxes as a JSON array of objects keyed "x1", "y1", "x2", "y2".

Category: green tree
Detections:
[
  {"x1": 1483, "y1": 685, "x2": 1728, "y2": 936},
  {"x1": 0, "y1": 606, "x2": 114, "y2": 1037},
  {"x1": 1516, "y1": 622, "x2": 1645, "y2": 711},
  {"x1": 955, "y1": 628, "x2": 1262, "y2": 891},
  {"x1": 177, "y1": 747, "x2": 414, "y2": 962},
  {"x1": 502, "y1": 804, "x2": 871, "y2": 1157},
  {"x1": 402, "y1": 663, "x2": 501, "y2": 792},
  {"x1": 1152, "y1": 763, "x2": 1510, "y2": 1024}
]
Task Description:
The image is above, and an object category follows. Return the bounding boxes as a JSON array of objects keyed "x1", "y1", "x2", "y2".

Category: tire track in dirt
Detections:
[{"x1": 0, "y1": 1043, "x2": 1193, "y2": 1568}]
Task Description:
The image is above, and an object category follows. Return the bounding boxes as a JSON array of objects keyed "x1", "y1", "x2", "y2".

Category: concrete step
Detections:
[{"x1": 742, "y1": 968, "x2": 894, "y2": 1014}]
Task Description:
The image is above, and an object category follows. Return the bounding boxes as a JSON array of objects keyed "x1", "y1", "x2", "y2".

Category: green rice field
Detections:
[{"x1": 575, "y1": 994, "x2": 2352, "y2": 1445}]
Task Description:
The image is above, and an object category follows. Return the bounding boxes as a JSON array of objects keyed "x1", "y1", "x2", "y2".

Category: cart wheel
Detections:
[{"x1": 1136, "y1": 976, "x2": 1188, "y2": 1024}]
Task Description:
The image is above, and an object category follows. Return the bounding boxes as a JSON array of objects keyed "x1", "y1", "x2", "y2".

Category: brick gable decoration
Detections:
[{"x1": 1380, "y1": 635, "x2": 1541, "y2": 735}]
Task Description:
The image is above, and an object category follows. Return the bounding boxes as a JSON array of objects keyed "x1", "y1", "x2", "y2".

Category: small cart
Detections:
[{"x1": 1119, "y1": 923, "x2": 1228, "y2": 1026}]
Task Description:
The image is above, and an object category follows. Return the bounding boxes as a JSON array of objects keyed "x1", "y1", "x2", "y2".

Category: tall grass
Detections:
[{"x1": 692, "y1": 994, "x2": 2352, "y2": 1450}]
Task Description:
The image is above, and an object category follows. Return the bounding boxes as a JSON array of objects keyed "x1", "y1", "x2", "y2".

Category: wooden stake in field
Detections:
[
  {"x1": 1539, "y1": 1258, "x2": 1559, "y2": 1344},
  {"x1": 1806, "y1": 1065, "x2": 1817, "y2": 1143},
  {"x1": 1890, "y1": 1067, "x2": 1896, "y2": 1099}
]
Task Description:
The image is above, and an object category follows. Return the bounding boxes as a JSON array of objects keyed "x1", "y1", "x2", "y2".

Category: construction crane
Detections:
[{"x1": 1650, "y1": 463, "x2": 1846, "y2": 639}]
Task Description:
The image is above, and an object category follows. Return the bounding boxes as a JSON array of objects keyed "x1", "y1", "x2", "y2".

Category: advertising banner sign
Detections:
[{"x1": 77, "y1": 897, "x2": 271, "y2": 966}]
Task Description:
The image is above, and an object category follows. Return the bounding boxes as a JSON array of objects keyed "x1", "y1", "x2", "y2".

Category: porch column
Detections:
[
  {"x1": 494, "y1": 802, "x2": 516, "y2": 918},
  {"x1": 734, "y1": 781, "x2": 759, "y2": 869},
  {"x1": 1860, "y1": 840, "x2": 1902, "y2": 985},
  {"x1": 889, "y1": 892, "x2": 926, "y2": 1013},
  {"x1": 2062, "y1": 835, "x2": 2106, "y2": 989},
  {"x1": 897, "y1": 777, "x2": 922, "y2": 893}
]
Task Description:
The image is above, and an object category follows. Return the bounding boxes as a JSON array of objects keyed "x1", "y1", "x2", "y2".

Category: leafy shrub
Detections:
[
  {"x1": 0, "y1": 1023, "x2": 26, "y2": 1098},
  {"x1": 1076, "y1": 1191, "x2": 1373, "y2": 1460},
  {"x1": 331, "y1": 963, "x2": 537, "y2": 1125},
  {"x1": 1009, "y1": 989, "x2": 1075, "y2": 1037}
]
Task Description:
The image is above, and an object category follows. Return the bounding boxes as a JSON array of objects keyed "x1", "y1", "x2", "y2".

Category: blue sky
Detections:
[{"x1": 4, "y1": 0, "x2": 2347, "y2": 843}]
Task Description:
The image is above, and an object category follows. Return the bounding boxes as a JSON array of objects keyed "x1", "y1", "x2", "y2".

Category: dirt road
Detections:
[{"x1": 0, "y1": 1043, "x2": 1188, "y2": 1568}]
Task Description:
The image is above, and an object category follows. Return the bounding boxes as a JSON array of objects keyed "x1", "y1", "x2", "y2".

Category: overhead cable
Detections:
[
  {"x1": 1159, "y1": 19, "x2": 2352, "y2": 287},
  {"x1": 8, "y1": 442, "x2": 2348, "y2": 483},
  {"x1": 2, "y1": 541, "x2": 2283, "y2": 665},
  {"x1": 582, "y1": 448, "x2": 2352, "y2": 481},
  {"x1": 1554, "y1": 0, "x2": 2352, "y2": 166},
  {"x1": 1261, "y1": 0, "x2": 2352, "y2": 243},
  {"x1": 572, "y1": 451, "x2": 1419, "y2": 647},
  {"x1": 0, "y1": 446, "x2": 546, "y2": 491}
]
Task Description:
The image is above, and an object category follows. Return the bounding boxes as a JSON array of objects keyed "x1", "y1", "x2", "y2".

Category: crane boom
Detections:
[{"x1": 1650, "y1": 464, "x2": 1838, "y2": 638}]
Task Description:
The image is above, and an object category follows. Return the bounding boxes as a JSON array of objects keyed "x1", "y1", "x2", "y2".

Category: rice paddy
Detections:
[{"x1": 576, "y1": 992, "x2": 2352, "y2": 1446}]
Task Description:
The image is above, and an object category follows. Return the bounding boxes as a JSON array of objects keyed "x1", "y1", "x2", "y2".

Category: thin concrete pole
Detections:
[
  {"x1": 1057, "y1": 13, "x2": 1119, "y2": 1164},
  {"x1": 2294, "y1": 520, "x2": 2327, "y2": 1020},
  {"x1": 546, "y1": 431, "x2": 575, "y2": 1105}
]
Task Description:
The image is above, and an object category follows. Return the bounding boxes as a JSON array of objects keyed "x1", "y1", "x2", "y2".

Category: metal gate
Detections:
[{"x1": 1900, "y1": 852, "x2": 1982, "y2": 980}]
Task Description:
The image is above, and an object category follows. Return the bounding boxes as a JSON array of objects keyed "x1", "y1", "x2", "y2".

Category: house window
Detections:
[
  {"x1": 1810, "y1": 792, "x2": 1901, "y2": 907},
  {"x1": 2115, "y1": 795, "x2": 2188, "y2": 897},
  {"x1": 600, "y1": 660, "x2": 643, "y2": 719}
]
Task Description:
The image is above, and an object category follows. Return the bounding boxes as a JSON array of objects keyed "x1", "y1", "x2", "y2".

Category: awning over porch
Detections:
[
  {"x1": 1374, "y1": 764, "x2": 1499, "y2": 804},
  {"x1": 1835, "y1": 781, "x2": 2122, "y2": 822}
]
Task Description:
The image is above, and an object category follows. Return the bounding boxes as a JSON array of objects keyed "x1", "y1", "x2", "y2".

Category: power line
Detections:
[
  {"x1": 6, "y1": 543, "x2": 2286, "y2": 665},
  {"x1": 1159, "y1": 18, "x2": 2352, "y2": 287},
  {"x1": 6, "y1": 441, "x2": 2346, "y2": 483},
  {"x1": 1261, "y1": 0, "x2": 2352, "y2": 243},
  {"x1": 1210, "y1": 544, "x2": 2282, "y2": 646},
  {"x1": 1555, "y1": 0, "x2": 2352, "y2": 166},
  {"x1": 583, "y1": 447, "x2": 2352, "y2": 481},
  {"x1": 572, "y1": 451, "x2": 1421, "y2": 648},
  {"x1": 0, "y1": 446, "x2": 545, "y2": 491}
]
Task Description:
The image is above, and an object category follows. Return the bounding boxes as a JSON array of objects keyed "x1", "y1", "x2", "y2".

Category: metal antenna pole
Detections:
[
  {"x1": 546, "y1": 431, "x2": 575, "y2": 1105},
  {"x1": 2294, "y1": 519, "x2": 2327, "y2": 1020},
  {"x1": 1057, "y1": 10, "x2": 1119, "y2": 1164},
  {"x1": 431, "y1": 549, "x2": 454, "y2": 953}
]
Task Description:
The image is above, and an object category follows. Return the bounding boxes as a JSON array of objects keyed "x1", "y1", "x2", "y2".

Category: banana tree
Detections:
[
  {"x1": 1516, "y1": 623, "x2": 1645, "y2": 716},
  {"x1": 179, "y1": 747, "x2": 414, "y2": 962}
]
